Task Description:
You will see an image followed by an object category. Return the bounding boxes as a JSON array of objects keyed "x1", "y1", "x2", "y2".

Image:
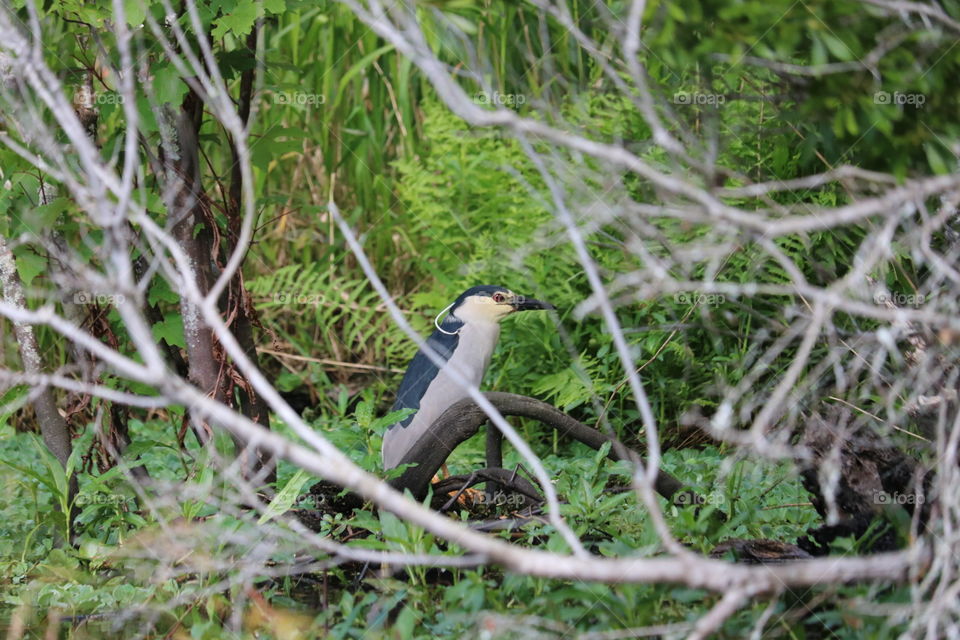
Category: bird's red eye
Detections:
[{"x1": 493, "y1": 292, "x2": 505, "y2": 303}]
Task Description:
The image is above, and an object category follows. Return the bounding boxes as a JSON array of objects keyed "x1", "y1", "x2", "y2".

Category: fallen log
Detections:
[{"x1": 387, "y1": 392, "x2": 700, "y2": 505}]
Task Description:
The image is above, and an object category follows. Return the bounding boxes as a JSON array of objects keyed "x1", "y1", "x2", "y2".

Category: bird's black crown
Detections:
[{"x1": 453, "y1": 285, "x2": 510, "y2": 307}]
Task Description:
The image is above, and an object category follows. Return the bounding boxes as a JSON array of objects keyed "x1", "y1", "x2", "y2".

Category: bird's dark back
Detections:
[{"x1": 391, "y1": 319, "x2": 462, "y2": 428}]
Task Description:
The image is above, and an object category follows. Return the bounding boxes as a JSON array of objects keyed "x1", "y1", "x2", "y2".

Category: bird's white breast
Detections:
[{"x1": 382, "y1": 321, "x2": 501, "y2": 468}]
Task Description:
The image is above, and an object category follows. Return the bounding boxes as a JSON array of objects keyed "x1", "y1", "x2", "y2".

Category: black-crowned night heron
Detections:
[{"x1": 382, "y1": 285, "x2": 553, "y2": 469}]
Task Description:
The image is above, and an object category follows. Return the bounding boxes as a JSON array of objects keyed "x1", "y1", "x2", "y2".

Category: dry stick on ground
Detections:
[
  {"x1": 432, "y1": 468, "x2": 544, "y2": 512},
  {"x1": 389, "y1": 392, "x2": 696, "y2": 505}
]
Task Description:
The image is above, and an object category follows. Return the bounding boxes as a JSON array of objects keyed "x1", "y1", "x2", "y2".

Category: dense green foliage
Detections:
[{"x1": 2, "y1": 0, "x2": 958, "y2": 637}]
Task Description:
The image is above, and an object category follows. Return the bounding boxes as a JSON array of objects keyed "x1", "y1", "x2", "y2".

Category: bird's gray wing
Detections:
[{"x1": 391, "y1": 323, "x2": 461, "y2": 429}]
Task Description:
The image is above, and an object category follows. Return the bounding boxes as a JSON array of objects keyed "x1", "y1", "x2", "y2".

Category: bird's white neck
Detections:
[{"x1": 445, "y1": 320, "x2": 501, "y2": 382}]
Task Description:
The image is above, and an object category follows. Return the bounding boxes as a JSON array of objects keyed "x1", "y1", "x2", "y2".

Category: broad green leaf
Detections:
[
  {"x1": 276, "y1": 371, "x2": 304, "y2": 392},
  {"x1": 122, "y1": 0, "x2": 148, "y2": 26},
  {"x1": 258, "y1": 469, "x2": 312, "y2": 524},
  {"x1": 147, "y1": 277, "x2": 180, "y2": 306},
  {"x1": 28, "y1": 198, "x2": 70, "y2": 231},
  {"x1": 378, "y1": 509, "x2": 408, "y2": 542},
  {"x1": 12, "y1": 249, "x2": 46, "y2": 286},
  {"x1": 151, "y1": 314, "x2": 186, "y2": 349},
  {"x1": 369, "y1": 407, "x2": 415, "y2": 432},
  {"x1": 152, "y1": 65, "x2": 188, "y2": 106},
  {"x1": 212, "y1": 0, "x2": 259, "y2": 39}
]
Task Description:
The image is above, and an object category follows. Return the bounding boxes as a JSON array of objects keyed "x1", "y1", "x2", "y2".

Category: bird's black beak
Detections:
[{"x1": 511, "y1": 295, "x2": 555, "y2": 311}]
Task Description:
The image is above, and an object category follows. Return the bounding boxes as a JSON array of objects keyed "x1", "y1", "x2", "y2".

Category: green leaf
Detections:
[
  {"x1": 258, "y1": 469, "x2": 311, "y2": 524},
  {"x1": 122, "y1": 0, "x2": 148, "y2": 26},
  {"x1": 276, "y1": 371, "x2": 303, "y2": 392},
  {"x1": 152, "y1": 65, "x2": 188, "y2": 106},
  {"x1": 218, "y1": 50, "x2": 256, "y2": 79},
  {"x1": 0, "y1": 385, "x2": 29, "y2": 426},
  {"x1": 354, "y1": 400, "x2": 374, "y2": 428},
  {"x1": 378, "y1": 509, "x2": 408, "y2": 542},
  {"x1": 0, "y1": 457, "x2": 58, "y2": 497},
  {"x1": 369, "y1": 407, "x2": 415, "y2": 432},
  {"x1": 665, "y1": 2, "x2": 687, "y2": 22},
  {"x1": 212, "y1": 0, "x2": 259, "y2": 39},
  {"x1": 810, "y1": 36, "x2": 827, "y2": 66},
  {"x1": 333, "y1": 44, "x2": 396, "y2": 110},
  {"x1": 28, "y1": 198, "x2": 70, "y2": 231},
  {"x1": 820, "y1": 33, "x2": 854, "y2": 61},
  {"x1": 771, "y1": 145, "x2": 789, "y2": 175},
  {"x1": 251, "y1": 132, "x2": 307, "y2": 169},
  {"x1": 394, "y1": 606, "x2": 417, "y2": 638},
  {"x1": 147, "y1": 277, "x2": 180, "y2": 306},
  {"x1": 12, "y1": 249, "x2": 46, "y2": 286},
  {"x1": 925, "y1": 142, "x2": 951, "y2": 175},
  {"x1": 444, "y1": 13, "x2": 477, "y2": 35},
  {"x1": 151, "y1": 314, "x2": 186, "y2": 349},
  {"x1": 134, "y1": 95, "x2": 158, "y2": 133},
  {"x1": 844, "y1": 107, "x2": 858, "y2": 136}
]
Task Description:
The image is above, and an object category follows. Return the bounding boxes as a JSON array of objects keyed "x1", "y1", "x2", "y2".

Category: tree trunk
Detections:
[
  {"x1": 168, "y1": 88, "x2": 229, "y2": 446},
  {"x1": 0, "y1": 235, "x2": 76, "y2": 503},
  {"x1": 225, "y1": 23, "x2": 276, "y2": 484}
]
